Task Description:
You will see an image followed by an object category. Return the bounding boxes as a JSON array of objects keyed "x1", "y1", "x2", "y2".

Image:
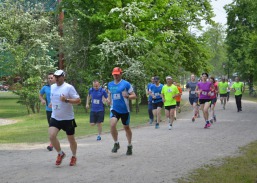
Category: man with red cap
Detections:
[{"x1": 107, "y1": 67, "x2": 137, "y2": 155}]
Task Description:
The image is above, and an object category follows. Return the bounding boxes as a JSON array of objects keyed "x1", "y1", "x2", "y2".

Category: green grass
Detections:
[{"x1": 177, "y1": 141, "x2": 257, "y2": 183}]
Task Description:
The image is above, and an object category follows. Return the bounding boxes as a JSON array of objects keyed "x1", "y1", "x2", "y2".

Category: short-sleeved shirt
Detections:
[
  {"x1": 40, "y1": 85, "x2": 52, "y2": 111},
  {"x1": 51, "y1": 82, "x2": 80, "y2": 120},
  {"x1": 108, "y1": 79, "x2": 134, "y2": 113},
  {"x1": 175, "y1": 86, "x2": 182, "y2": 102},
  {"x1": 149, "y1": 84, "x2": 164, "y2": 104},
  {"x1": 88, "y1": 87, "x2": 108, "y2": 112},
  {"x1": 210, "y1": 82, "x2": 218, "y2": 99},
  {"x1": 186, "y1": 81, "x2": 198, "y2": 98},
  {"x1": 197, "y1": 82, "x2": 212, "y2": 99},
  {"x1": 161, "y1": 84, "x2": 179, "y2": 106},
  {"x1": 232, "y1": 82, "x2": 244, "y2": 96},
  {"x1": 147, "y1": 83, "x2": 153, "y2": 102},
  {"x1": 218, "y1": 82, "x2": 229, "y2": 94}
]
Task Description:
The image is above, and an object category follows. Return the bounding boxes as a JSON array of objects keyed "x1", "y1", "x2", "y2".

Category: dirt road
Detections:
[{"x1": 1, "y1": 93, "x2": 257, "y2": 183}]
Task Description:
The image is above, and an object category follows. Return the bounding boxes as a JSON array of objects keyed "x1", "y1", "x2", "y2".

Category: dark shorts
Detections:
[
  {"x1": 152, "y1": 101, "x2": 164, "y2": 109},
  {"x1": 50, "y1": 118, "x2": 77, "y2": 135},
  {"x1": 110, "y1": 110, "x2": 130, "y2": 126},
  {"x1": 90, "y1": 111, "x2": 105, "y2": 123},
  {"x1": 220, "y1": 93, "x2": 227, "y2": 97},
  {"x1": 189, "y1": 97, "x2": 198, "y2": 105},
  {"x1": 199, "y1": 99, "x2": 212, "y2": 105},
  {"x1": 176, "y1": 102, "x2": 180, "y2": 107},
  {"x1": 211, "y1": 98, "x2": 217, "y2": 105},
  {"x1": 164, "y1": 105, "x2": 176, "y2": 111},
  {"x1": 46, "y1": 111, "x2": 52, "y2": 126}
]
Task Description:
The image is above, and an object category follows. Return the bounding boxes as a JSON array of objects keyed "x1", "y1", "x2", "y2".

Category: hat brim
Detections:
[{"x1": 112, "y1": 72, "x2": 122, "y2": 75}]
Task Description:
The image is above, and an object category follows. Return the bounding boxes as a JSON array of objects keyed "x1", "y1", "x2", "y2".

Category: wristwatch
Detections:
[{"x1": 65, "y1": 98, "x2": 69, "y2": 103}]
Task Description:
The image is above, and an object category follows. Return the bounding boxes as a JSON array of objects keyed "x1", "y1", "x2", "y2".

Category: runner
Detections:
[
  {"x1": 146, "y1": 77, "x2": 155, "y2": 124},
  {"x1": 209, "y1": 77, "x2": 218, "y2": 123},
  {"x1": 161, "y1": 76, "x2": 180, "y2": 130},
  {"x1": 218, "y1": 78, "x2": 229, "y2": 110},
  {"x1": 186, "y1": 74, "x2": 199, "y2": 122},
  {"x1": 231, "y1": 76, "x2": 245, "y2": 112},
  {"x1": 86, "y1": 80, "x2": 109, "y2": 141},
  {"x1": 108, "y1": 67, "x2": 137, "y2": 155},
  {"x1": 39, "y1": 72, "x2": 56, "y2": 151},
  {"x1": 49, "y1": 70, "x2": 81, "y2": 166},
  {"x1": 149, "y1": 76, "x2": 164, "y2": 129},
  {"x1": 173, "y1": 81, "x2": 182, "y2": 120},
  {"x1": 226, "y1": 79, "x2": 232, "y2": 102},
  {"x1": 195, "y1": 73, "x2": 213, "y2": 128}
]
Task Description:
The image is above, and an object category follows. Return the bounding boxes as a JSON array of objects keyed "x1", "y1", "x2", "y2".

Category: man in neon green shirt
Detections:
[
  {"x1": 161, "y1": 76, "x2": 180, "y2": 130},
  {"x1": 231, "y1": 76, "x2": 245, "y2": 112},
  {"x1": 218, "y1": 78, "x2": 229, "y2": 109}
]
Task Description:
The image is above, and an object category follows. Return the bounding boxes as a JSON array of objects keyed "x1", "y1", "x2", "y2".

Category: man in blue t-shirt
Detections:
[
  {"x1": 146, "y1": 76, "x2": 155, "y2": 124},
  {"x1": 86, "y1": 80, "x2": 109, "y2": 141},
  {"x1": 149, "y1": 76, "x2": 163, "y2": 129},
  {"x1": 39, "y1": 72, "x2": 56, "y2": 151},
  {"x1": 107, "y1": 67, "x2": 137, "y2": 155}
]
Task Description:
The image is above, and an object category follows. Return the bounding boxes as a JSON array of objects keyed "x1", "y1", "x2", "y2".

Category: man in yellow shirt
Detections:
[
  {"x1": 231, "y1": 77, "x2": 245, "y2": 112},
  {"x1": 161, "y1": 76, "x2": 180, "y2": 130}
]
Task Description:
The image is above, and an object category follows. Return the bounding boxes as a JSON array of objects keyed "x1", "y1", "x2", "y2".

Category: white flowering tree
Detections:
[{"x1": 0, "y1": 0, "x2": 62, "y2": 114}]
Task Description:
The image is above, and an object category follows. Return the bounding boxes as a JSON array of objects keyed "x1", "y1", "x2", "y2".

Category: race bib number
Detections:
[
  {"x1": 154, "y1": 93, "x2": 160, "y2": 96},
  {"x1": 190, "y1": 91, "x2": 195, "y2": 94},
  {"x1": 210, "y1": 92, "x2": 214, "y2": 96},
  {"x1": 93, "y1": 99, "x2": 100, "y2": 104},
  {"x1": 201, "y1": 91, "x2": 207, "y2": 96},
  {"x1": 54, "y1": 103, "x2": 61, "y2": 110},
  {"x1": 113, "y1": 93, "x2": 121, "y2": 100}
]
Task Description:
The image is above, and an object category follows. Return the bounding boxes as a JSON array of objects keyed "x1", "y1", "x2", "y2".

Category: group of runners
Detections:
[
  {"x1": 39, "y1": 67, "x2": 137, "y2": 166},
  {"x1": 39, "y1": 68, "x2": 244, "y2": 166},
  {"x1": 146, "y1": 73, "x2": 245, "y2": 129}
]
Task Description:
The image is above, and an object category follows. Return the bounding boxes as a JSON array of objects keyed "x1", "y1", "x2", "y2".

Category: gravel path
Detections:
[{"x1": 1, "y1": 93, "x2": 257, "y2": 183}]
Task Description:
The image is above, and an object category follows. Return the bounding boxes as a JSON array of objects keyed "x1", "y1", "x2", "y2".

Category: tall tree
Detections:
[{"x1": 225, "y1": 0, "x2": 257, "y2": 87}]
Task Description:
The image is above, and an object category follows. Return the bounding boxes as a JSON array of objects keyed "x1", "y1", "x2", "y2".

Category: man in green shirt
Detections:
[
  {"x1": 231, "y1": 76, "x2": 245, "y2": 112},
  {"x1": 161, "y1": 76, "x2": 180, "y2": 130},
  {"x1": 218, "y1": 78, "x2": 229, "y2": 110}
]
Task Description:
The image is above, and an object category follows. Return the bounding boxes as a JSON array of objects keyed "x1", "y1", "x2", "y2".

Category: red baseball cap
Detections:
[{"x1": 112, "y1": 67, "x2": 122, "y2": 75}]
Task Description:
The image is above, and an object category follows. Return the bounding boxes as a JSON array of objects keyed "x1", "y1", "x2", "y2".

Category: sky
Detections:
[{"x1": 211, "y1": 0, "x2": 233, "y2": 25}]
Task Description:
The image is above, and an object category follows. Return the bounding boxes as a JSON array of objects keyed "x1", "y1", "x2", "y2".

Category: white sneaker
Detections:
[{"x1": 168, "y1": 124, "x2": 172, "y2": 130}]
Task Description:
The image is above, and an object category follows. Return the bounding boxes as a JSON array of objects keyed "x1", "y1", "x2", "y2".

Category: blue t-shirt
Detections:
[
  {"x1": 88, "y1": 87, "x2": 108, "y2": 112},
  {"x1": 108, "y1": 79, "x2": 134, "y2": 113},
  {"x1": 40, "y1": 85, "x2": 52, "y2": 111},
  {"x1": 149, "y1": 84, "x2": 163, "y2": 103},
  {"x1": 147, "y1": 83, "x2": 153, "y2": 102}
]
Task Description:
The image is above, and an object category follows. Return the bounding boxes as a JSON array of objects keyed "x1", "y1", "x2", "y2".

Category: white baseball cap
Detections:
[{"x1": 54, "y1": 70, "x2": 65, "y2": 76}]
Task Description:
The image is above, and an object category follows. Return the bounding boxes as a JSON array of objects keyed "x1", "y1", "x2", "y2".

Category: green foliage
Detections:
[
  {"x1": 0, "y1": 0, "x2": 62, "y2": 113},
  {"x1": 60, "y1": 0, "x2": 215, "y2": 102},
  {"x1": 225, "y1": 0, "x2": 257, "y2": 84}
]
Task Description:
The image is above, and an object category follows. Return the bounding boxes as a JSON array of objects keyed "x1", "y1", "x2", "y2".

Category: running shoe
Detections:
[
  {"x1": 56, "y1": 152, "x2": 66, "y2": 165},
  {"x1": 149, "y1": 119, "x2": 153, "y2": 125},
  {"x1": 126, "y1": 145, "x2": 133, "y2": 155},
  {"x1": 174, "y1": 117, "x2": 177, "y2": 121},
  {"x1": 168, "y1": 124, "x2": 172, "y2": 130},
  {"x1": 192, "y1": 116, "x2": 195, "y2": 122},
  {"x1": 47, "y1": 145, "x2": 53, "y2": 151},
  {"x1": 210, "y1": 119, "x2": 214, "y2": 124},
  {"x1": 69, "y1": 156, "x2": 77, "y2": 166},
  {"x1": 213, "y1": 115, "x2": 217, "y2": 122},
  {"x1": 97, "y1": 135, "x2": 101, "y2": 141},
  {"x1": 204, "y1": 123, "x2": 211, "y2": 129},
  {"x1": 112, "y1": 142, "x2": 120, "y2": 153},
  {"x1": 178, "y1": 108, "x2": 181, "y2": 113},
  {"x1": 155, "y1": 123, "x2": 159, "y2": 129}
]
